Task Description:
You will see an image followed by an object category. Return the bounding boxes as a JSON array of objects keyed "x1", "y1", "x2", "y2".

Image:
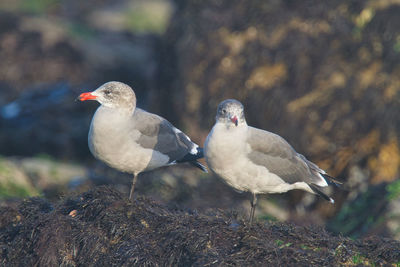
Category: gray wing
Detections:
[
  {"x1": 132, "y1": 108, "x2": 199, "y2": 163},
  {"x1": 247, "y1": 127, "x2": 327, "y2": 186}
]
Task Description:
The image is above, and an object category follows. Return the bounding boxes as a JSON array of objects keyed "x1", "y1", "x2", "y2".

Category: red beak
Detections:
[
  {"x1": 78, "y1": 92, "x2": 97, "y2": 101},
  {"x1": 230, "y1": 116, "x2": 238, "y2": 126}
]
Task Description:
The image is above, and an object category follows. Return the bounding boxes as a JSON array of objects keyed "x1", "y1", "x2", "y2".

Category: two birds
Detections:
[{"x1": 78, "y1": 81, "x2": 338, "y2": 223}]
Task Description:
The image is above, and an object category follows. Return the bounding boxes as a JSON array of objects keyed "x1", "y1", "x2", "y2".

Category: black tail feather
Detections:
[
  {"x1": 321, "y1": 174, "x2": 342, "y2": 187},
  {"x1": 189, "y1": 161, "x2": 208, "y2": 173},
  {"x1": 309, "y1": 184, "x2": 334, "y2": 204}
]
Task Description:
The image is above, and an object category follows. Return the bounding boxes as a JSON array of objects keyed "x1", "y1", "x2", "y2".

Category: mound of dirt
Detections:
[{"x1": 1, "y1": 186, "x2": 398, "y2": 266}]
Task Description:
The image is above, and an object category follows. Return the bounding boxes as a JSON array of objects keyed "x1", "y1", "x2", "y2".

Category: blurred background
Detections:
[{"x1": 0, "y1": 0, "x2": 399, "y2": 240}]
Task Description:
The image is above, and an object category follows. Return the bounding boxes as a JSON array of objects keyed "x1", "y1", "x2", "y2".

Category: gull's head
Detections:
[
  {"x1": 78, "y1": 81, "x2": 136, "y2": 111},
  {"x1": 216, "y1": 99, "x2": 246, "y2": 127}
]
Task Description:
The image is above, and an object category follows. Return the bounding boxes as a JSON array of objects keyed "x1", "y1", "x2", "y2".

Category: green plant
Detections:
[
  {"x1": 387, "y1": 180, "x2": 400, "y2": 200},
  {"x1": 20, "y1": 0, "x2": 60, "y2": 14},
  {"x1": 124, "y1": 2, "x2": 171, "y2": 34},
  {"x1": 274, "y1": 239, "x2": 292, "y2": 248},
  {"x1": 0, "y1": 181, "x2": 31, "y2": 198}
]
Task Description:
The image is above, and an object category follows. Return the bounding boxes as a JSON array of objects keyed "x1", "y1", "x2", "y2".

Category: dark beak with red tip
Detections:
[
  {"x1": 77, "y1": 92, "x2": 97, "y2": 101},
  {"x1": 230, "y1": 116, "x2": 238, "y2": 126}
]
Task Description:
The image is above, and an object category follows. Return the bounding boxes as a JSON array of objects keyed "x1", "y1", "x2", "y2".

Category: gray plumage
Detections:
[
  {"x1": 204, "y1": 99, "x2": 338, "y2": 223},
  {"x1": 79, "y1": 81, "x2": 206, "y2": 200},
  {"x1": 247, "y1": 128, "x2": 327, "y2": 186}
]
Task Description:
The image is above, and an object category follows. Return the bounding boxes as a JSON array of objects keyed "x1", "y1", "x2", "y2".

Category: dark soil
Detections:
[{"x1": 1, "y1": 186, "x2": 399, "y2": 266}]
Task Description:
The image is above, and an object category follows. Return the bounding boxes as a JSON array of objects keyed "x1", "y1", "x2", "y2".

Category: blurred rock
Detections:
[
  {"x1": 0, "y1": 12, "x2": 85, "y2": 91},
  {"x1": 0, "y1": 2, "x2": 165, "y2": 95},
  {"x1": 387, "y1": 198, "x2": 400, "y2": 240},
  {"x1": 0, "y1": 155, "x2": 90, "y2": 200},
  {"x1": 327, "y1": 180, "x2": 400, "y2": 240},
  {"x1": 386, "y1": 180, "x2": 400, "y2": 240},
  {"x1": 14, "y1": 156, "x2": 88, "y2": 196},
  {"x1": 327, "y1": 183, "x2": 389, "y2": 238},
  {"x1": 0, "y1": 156, "x2": 38, "y2": 198},
  {"x1": 0, "y1": 83, "x2": 93, "y2": 159}
]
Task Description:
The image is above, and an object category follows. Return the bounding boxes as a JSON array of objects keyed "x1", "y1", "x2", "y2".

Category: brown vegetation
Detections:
[{"x1": 1, "y1": 186, "x2": 399, "y2": 266}]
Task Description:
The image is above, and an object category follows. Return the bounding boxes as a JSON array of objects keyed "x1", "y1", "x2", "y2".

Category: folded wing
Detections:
[
  {"x1": 246, "y1": 127, "x2": 328, "y2": 187},
  {"x1": 132, "y1": 108, "x2": 206, "y2": 171}
]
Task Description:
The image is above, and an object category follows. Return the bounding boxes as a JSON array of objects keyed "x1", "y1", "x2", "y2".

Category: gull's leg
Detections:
[
  {"x1": 249, "y1": 193, "x2": 258, "y2": 224},
  {"x1": 129, "y1": 173, "x2": 138, "y2": 200}
]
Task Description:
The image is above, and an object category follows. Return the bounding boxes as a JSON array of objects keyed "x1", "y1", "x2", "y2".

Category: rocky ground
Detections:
[{"x1": 1, "y1": 186, "x2": 399, "y2": 266}]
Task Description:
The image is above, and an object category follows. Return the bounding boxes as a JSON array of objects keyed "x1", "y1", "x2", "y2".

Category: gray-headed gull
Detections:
[
  {"x1": 78, "y1": 81, "x2": 206, "y2": 200},
  {"x1": 204, "y1": 99, "x2": 339, "y2": 223}
]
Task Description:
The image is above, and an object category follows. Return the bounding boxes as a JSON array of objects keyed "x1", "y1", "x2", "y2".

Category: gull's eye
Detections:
[{"x1": 104, "y1": 90, "x2": 111, "y2": 96}]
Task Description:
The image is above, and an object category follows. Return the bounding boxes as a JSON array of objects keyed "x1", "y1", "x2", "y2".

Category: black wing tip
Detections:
[
  {"x1": 177, "y1": 147, "x2": 204, "y2": 163},
  {"x1": 321, "y1": 174, "x2": 343, "y2": 187},
  {"x1": 309, "y1": 184, "x2": 335, "y2": 204},
  {"x1": 196, "y1": 147, "x2": 204, "y2": 158},
  {"x1": 190, "y1": 161, "x2": 208, "y2": 173},
  {"x1": 176, "y1": 147, "x2": 207, "y2": 172}
]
